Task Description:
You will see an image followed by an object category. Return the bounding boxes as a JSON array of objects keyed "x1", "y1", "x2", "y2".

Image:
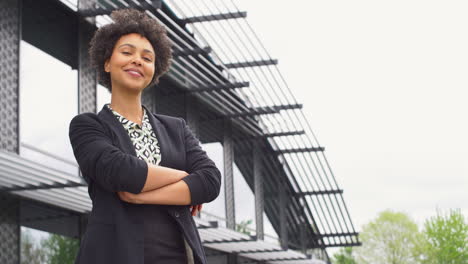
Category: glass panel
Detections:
[
  {"x1": 19, "y1": 40, "x2": 78, "y2": 176},
  {"x1": 199, "y1": 142, "x2": 226, "y2": 225},
  {"x1": 234, "y1": 163, "x2": 255, "y2": 235},
  {"x1": 96, "y1": 84, "x2": 111, "y2": 112},
  {"x1": 20, "y1": 226, "x2": 79, "y2": 264}
]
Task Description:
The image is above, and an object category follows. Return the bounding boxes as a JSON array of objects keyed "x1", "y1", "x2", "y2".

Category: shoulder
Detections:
[
  {"x1": 70, "y1": 112, "x2": 101, "y2": 127},
  {"x1": 152, "y1": 113, "x2": 186, "y2": 127},
  {"x1": 69, "y1": 112, "x2": 109, "y2": 135}
]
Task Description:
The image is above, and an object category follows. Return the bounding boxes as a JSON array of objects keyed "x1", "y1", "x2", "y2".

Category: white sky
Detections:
[{"x1": 235, "y1": 0, "x2": 468, "y2": 231}]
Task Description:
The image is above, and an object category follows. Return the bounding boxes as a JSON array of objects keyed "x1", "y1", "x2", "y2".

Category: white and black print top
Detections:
[{"x1": 106, "y1": 104, "x2": 161, "y2": 166}]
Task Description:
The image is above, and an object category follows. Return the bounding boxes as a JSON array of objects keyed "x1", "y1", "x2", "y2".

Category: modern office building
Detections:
[{"x1": 0, "y1": 0, "x2": 360, "y2": 263}]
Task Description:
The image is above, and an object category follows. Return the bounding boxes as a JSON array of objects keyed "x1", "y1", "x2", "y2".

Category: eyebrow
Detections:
[{"x1": 118, "y1": 43, "x2": 154, "y2": 55}]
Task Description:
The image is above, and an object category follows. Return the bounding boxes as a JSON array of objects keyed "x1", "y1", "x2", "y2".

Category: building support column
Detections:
[
  {"x1": 78, "y1": 0, "x2": 96, "y2": 114},
  {"x1": 0, "y1": 0, "x2": 20, "y2": 154},
  {"x1": 279, "y1": 180, "x2": 288, "y2": 250},
  {"x1": 76, "y1": 1, "x2": 96, "y2": 244},
  {"x1": 253, "y1": 141, "x2": 264, "y2": 240},
  {"x1": 223, "y1": 119, "x2": 235, "y2": 230},
  {"x1": 0, "y1": 1, "x2": 21, "y2": 262},
  {"x1": 300, "y1": 222, "x2": 307, "y2": 253},
  {"x1": 0, "y1": 193, "x2": 20, "y2": 264}
]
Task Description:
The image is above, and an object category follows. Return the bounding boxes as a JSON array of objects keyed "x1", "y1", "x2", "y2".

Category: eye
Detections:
[
  {"x1": 143, "y1": 57, "x2": 152, "y2": 62},
  {"x1": 122, "y1": 51, "x2": 131, "y2": 55}
]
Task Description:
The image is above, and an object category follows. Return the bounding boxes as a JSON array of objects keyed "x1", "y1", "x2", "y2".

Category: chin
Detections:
[{"x1": 124, "y1": 81, "x2": 147, "y2": 92}]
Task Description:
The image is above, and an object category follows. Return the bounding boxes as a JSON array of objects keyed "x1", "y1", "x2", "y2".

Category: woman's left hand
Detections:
[
  {"x1": 190, "y1": 204, "x2": 203, "y2": 216},
  {"x1": 117, "y1": 191, "x2": 142, "y2": 204}
]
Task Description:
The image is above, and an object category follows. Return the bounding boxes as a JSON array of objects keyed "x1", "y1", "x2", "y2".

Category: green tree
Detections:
[
  {"x1": 20, "y1": 228, "x2": 47, "y2": 264},
  {"x1": 236, "y1": 219, "x2": 253, "y2": 235},
  {"x1": 354, "y1": 210, "x2": 421, "y2": 264},
  {"x1": 42, "y1": 233, "x2": 80, "y2": 264},
  {"x1": 332, "y1": 247, "x2": 357, "y2": 264},
  {"x1": 417, "y1": 209, "x2": 468, "y2": 264}
]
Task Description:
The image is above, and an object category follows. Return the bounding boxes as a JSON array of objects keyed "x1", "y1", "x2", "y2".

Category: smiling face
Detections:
[{"x1": 104, "y1": 33, "x2": 155, "y2": 93}]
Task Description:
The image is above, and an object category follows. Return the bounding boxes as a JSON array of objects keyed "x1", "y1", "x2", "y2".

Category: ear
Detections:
[{"x1": 104, "y1": 59, "x2": 110, "y2": 73}]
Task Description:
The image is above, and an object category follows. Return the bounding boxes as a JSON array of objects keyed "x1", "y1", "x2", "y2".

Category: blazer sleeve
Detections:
[
  {"x1": 69, "y1": 113, "x2": 148, "y2": 194},
  {"x1": 180, "y1": 118, "x2": 221, "y2": 205}
]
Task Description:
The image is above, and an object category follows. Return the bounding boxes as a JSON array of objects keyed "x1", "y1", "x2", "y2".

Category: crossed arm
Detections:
[
  {"x1": 69, "y1": 114, "x2": 220, "y2": 217},
  {"x1": 117, "y1": 164, "x2": 203, "y2": 216}
]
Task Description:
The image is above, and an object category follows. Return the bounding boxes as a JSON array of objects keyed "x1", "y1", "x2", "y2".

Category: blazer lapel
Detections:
[
  {"x1": 98, "y1": 104, "x2": 138, "y2": 157},
  {"x1": 97, "y1": 104, "x2": 169, "y2": 167}
]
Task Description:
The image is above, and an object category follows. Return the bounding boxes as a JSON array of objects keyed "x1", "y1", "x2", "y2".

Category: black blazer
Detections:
[{"x1": 68, "y1": 104, "x2": 221, "y2": 264}]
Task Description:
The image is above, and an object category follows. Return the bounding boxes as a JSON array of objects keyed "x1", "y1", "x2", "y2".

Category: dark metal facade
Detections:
[
  {"x1": 0, "y1": 0, "x2": 20, "y2": 154},
  {"x1": 0, "y1": 0, "x2": 21, "y2": 262},
  {"x1": 0, "y1": 194, "x2": 20, "y2": 264},
  {"x1": 78, "y1": 0, "x2": 97, "y2": 114}
]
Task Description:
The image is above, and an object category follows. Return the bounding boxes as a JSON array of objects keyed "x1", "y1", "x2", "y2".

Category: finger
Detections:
[{"x1": 190, "y1": 206, "x2": 196, "y2": 216}]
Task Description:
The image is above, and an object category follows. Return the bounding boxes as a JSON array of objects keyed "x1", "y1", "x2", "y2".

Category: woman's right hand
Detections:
[{"x1": 190, "y1": 204, "x2": 203, "y2": 216}]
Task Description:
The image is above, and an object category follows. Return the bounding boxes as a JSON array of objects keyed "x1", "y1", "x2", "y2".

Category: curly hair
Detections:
[{"x1": 88, "y1": 8, "x2": 172, "y2": 92}]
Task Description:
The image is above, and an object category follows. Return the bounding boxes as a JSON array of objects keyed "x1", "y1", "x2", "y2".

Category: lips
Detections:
[{"x1": 124, "y1": 68, "x2": 143, "y2": 77}]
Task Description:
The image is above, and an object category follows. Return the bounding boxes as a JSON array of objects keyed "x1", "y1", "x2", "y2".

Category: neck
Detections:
[{"x1": 109, "y1": 87, "x2": 144, "y2": 125}]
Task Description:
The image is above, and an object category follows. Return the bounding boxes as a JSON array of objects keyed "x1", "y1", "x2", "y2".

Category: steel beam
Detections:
[
  {"x1": 264, "y1": 130, "x2": 305, "y2": 138},
  {"x1": 188, "y1": 81, "x2": 249, "y2": 93},
  {"x1": 78, "y1": 6, "x2": 109, "y2": 17},
  {"x1": 264, "y1": 189, "x2": 343, "y2": 199},
  {"x1": 201, "y1": 103, "x2": 302, "y2": 121},
  {"x1": 232, "y1": 130, "x2": 305, "y2": 142},
  {"x1": 236, "y1": 146, "x2": 325, "y2": 157},
  {"x1": 0, "y1": 182, "x2": 87, "y2": 192},
  {"x1": 323, "y1": 242, "x2": 362, "y2": 247},
  {"x1": 255, "y1": 103, "x2": 302, "y2": 112},
  {"x1": 183, "y1": 11, "x2": 247, "y2": 23},
  {"x1": 79, "y1": 0, "x2": 162, "y2": 16},
  {"x1": 318, "y1": 232, "x2": 360, "y2": 238},
  {"x1": 295, "y1": 189, "x2": 343, "y2": 196},
  {"x1": 275, "y1": 147, "x2": 325, "y2": 154},
  {"x1": 225, "y1": 59, "x2": 278, "y2": 69},
  {"x1": 173, "y1": 47, "x2": 212, "y2": 57}
]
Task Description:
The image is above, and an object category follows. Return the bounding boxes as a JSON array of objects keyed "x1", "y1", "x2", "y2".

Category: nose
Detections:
[{"x1": 131, "y1": 56, "x2": 142, "y2": 66}]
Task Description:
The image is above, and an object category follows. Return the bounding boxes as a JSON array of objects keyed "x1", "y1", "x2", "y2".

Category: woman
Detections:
[{"x1": 69, "y1": 8, "x2": 221, "y2": 264}]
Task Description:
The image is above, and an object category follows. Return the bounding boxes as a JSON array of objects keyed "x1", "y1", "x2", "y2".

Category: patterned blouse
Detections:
[
  {"x1": 106, "y1": 103, "x2": 194, "y2": 264},
  {"x1": 106, "y1": 104, "x2": 161, "y2": 166}
]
